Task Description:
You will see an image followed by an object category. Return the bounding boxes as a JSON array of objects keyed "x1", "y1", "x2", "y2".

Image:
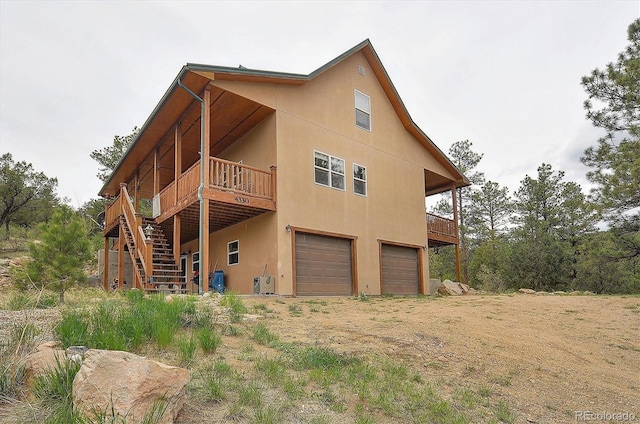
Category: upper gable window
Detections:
[
  {"x1": 314, "y1": 151, "x2": 345, "y2": 190},
  {"x1": 355, "y1": 90, "x2": 371, "y2": 131}
]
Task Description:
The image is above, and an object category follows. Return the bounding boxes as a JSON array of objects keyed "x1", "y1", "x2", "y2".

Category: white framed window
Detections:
[
  {"x1": 191, "y1": 252, "x2": 200, "y2": 283},
  {"x1": 353, "y1": 163, "x2": 367, "y2": 196},
  {"x1": 314, "y1": 151, "x2": 345, "y2": 190},
  {"x1": 192, "y1": 252, "x2": 200, "y2": 273},
  {"x1": 227, "y1": 240, "x2": 239, "y2": 266},
  {"x1": 355, "y1": 90, "x2": 371, "y2": 131}
]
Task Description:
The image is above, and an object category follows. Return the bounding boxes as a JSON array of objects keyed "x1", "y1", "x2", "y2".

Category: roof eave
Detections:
[{"x1": 359, "y1": 43, "x2": 469, "y2": 187}]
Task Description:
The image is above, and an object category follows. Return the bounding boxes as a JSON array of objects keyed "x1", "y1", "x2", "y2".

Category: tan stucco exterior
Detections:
[
  {"x1": 102, "y1": 40, "x2": 467, "y2": 295},
  {"x1": 187, "y1": 51, "x2": 455, "y2": 294}
]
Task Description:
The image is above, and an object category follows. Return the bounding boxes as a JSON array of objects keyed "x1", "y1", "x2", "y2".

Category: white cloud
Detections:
[{"x1": 1, "y1": 0, "x2": 637, "y2": 205}]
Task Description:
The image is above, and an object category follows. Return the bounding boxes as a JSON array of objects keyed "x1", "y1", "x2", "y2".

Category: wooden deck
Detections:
[
  {"x1": 426, "y1": 212, "x2": 458, "y2": 247},
  {"x1": 104, "y1": 157, "x2": 276, "y2": 238}
]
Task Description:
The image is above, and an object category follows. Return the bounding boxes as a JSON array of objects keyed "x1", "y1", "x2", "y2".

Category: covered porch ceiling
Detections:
[
  {"x1": 425, "y1": 169, "x2": 467, "y2": 196},
  {"x1": 100, "y1": 71, "x2": 275, "y2": 198}
]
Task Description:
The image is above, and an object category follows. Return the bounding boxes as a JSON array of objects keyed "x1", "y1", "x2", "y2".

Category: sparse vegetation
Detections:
[{"x1": 2, "y1": 291, "x2": 638, "y2": 423}]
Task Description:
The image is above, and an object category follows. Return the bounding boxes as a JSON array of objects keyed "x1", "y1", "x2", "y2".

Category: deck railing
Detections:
[
  {"x1": 426, "y1": 212, "x2": 457, "y2": 239},
  {"x1": 157, "y1": 184, "x2": 175, "y2": 217},
  {"x1": 105, "y1": 195, "x2": 122, "y2": 231},
  {"x1": 209, "y1": 158, "x2": 272, "y2": 199},
  {"x1": 178, "y1": 161, "x2": 201, "y2": 199},
  {"x1": 106, "y1": 157, "x2": 274, "y2": 225}
]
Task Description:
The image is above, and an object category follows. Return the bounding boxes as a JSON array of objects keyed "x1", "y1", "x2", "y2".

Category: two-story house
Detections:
[{"x1": 100, "y1": 39, "x2": 468, "y2": 296}]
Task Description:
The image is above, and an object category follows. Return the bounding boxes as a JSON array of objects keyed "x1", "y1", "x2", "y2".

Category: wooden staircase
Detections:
[
  {"x1": 120, "y1": 215, "x2": 188, "y2": 294},
  {"x1": 144, "y1": 218, "x2": 188, "y2": 293}
]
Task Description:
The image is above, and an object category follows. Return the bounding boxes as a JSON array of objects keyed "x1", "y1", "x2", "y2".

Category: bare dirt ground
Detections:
[
  {"x1": 237, "y1": 294, "x2": 639, "y2": 423},
  {"x1": 1, "y1": 293, "x2": 638, "y2": 423}
]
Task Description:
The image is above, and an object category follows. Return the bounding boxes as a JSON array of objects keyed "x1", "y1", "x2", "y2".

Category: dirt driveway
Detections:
[
  {"x1": 1, "y1": 292, "x2": 637, "y2": 423},
  {"x1": 240, "y1": 293, "x2": 639, "y2": 423}
]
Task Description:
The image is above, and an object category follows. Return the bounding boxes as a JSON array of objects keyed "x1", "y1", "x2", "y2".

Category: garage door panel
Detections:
[
  {"x1": 295, "y1": 233, "x2": 353, "y2": 296},
  {"x1": 381, "y1": 244, "x2": 419, "y2": 295}
]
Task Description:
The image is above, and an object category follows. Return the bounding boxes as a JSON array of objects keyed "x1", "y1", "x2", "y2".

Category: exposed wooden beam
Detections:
[
  {"x1": 451, "y1": 185, "x2": 462, "y2": 283},
  {"x1": 103, "y1": 236, "x2": 109, "y2": 291},
  {"x1": 202, "y1": 88, "x2": 211, "y2": 293}
]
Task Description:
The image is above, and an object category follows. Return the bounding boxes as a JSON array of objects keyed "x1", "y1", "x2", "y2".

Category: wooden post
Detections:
[
  {"x1": 203, "y1": 90, "x2": 210, "y2": 190},
  {"x1": 173, "y1": 214, "x2": 181, "y2": 266},
  {"x1": 118, "y1": 224, "x2": 125, "y2": 290},
  {"x1": 103, "y1": 236, "x2": 109, "y2": 291},
  {"x1": 173, "y1": 124, "x2": 182, "y2": 267},
  {"x1": 174, "y1": 123, "x2": 182, "y2": 202},
  {"x1": 134, "y1": 172, "x2": 140, "y2": 212},
  {"x1": 451, "y1": 185, "x2": 462, "y2": 283},
  {"x1": 270, "y1": 166, "x2": 277, "y2": 204},
  {"x1": 202, "y1": 88, "x2": 211, "y2": 293},
  {"x1": 153, "y1": 147, "x2": 160, "y2": 197}
]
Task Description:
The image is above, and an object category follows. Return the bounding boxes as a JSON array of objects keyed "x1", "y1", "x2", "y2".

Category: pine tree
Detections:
[{"x1": 28, "y1": 206, "x2": 92, "y2": 302}]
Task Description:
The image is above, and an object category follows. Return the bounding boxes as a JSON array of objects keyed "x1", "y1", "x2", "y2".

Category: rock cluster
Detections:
[
  {"x1": 518, "y1": 288, "x2": 593, "y2": 295},
  {"x1": 437, "y1": 279, "x2": 476, "y2": 296}
]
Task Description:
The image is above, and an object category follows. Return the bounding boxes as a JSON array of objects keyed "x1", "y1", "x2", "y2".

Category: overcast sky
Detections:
[{"x1": 1, "y1": 0, "x2": 638, "y2": 208}]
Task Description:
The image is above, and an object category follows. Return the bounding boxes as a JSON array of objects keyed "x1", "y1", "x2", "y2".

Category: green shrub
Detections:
[
  {"x1": 238, "y1": 382, "x2": 261, "y2": 407},
  {"x1": 155, "y1": 322, "x2": 174, "y2": 349},
  {"x1": 56, "y1": 311, "x2": 89, "y2": 348},
  {"x1": 288, "y1": 303, "x2": 303, "y2": 316},
  {"x1": 196, "y1": 358, "x2": 236, "y2": 403},
  {"x1": 178, "y1": 336, "x2": 197, "y2": 367},
  {"x1": 0, "y1": 360, "x2": 25, "y2": 399},
  {"x1": 125, "y1": 288, "x2": 145, "y2": 302},
  {"x1": 252, "y1": 323, "x2": 279, "y2": 347},
  {"x1": 220, "y1": 292, "x2": 247, "y2": 323},
  {"x1": 5, "y1": 290, "x2": 59, "y2": 310},
  {"x1": 32, "y1": 354, "x2": 82, "y2": 422},
  {"x1": 197, "y1": 327, "x2": 222, "y2": 353},
  {"x1": 193, "y1": 307, "x2": 214, "y2": 329},
  {"x1": 8, "y1": 321, "x2": 40, "y2": 356}
]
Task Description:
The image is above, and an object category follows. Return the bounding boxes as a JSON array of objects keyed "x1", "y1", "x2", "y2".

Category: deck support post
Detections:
[
  {"x1": 103, "y1": 236, "x2": 109, "y2": 291},
  {"x1": 173, "y1": 214, "x2": 181, "y2": 267},
  {"x1": 118, "y1": 224, "x2": 125, "y2": 290},
  {"x1": 173, "y1": 124, "x2": 183, "y2": 269},
  {"x1": 451, "y1": 185, "x2": 462, "y2": 283},
  {"x1": 201, "y1": 88, "x2": 211, "y2": 294},
  {"x1": 153, "y1": 147, "x2": 160, "y2": 197},
  {"x1": 134, "y1": 172, "x2": 140, "y2": 212}
]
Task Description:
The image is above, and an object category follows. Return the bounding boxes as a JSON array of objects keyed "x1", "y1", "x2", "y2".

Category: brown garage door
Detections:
[
  {"x1": 295, "y1": 232, "x2": 353, "y2": 296},
  {"x1": 381, "y1": 244, "x2": 419, "y2": 295}
]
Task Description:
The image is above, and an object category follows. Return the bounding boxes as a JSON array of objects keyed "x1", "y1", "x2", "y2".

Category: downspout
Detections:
[{"x1": 177, "y1": 78, "x2": 205, "y2": 294}]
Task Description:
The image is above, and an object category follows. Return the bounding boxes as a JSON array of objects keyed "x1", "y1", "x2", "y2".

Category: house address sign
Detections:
[{"x1": 235, "y1": 196, "x2": 250, "y2": 204}]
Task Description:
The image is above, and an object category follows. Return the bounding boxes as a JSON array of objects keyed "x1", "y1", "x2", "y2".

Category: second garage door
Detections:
[
  {"x1": 295, "y1": 232, "x2": 353, "y2": 296},
  {"x1": 381, "y1": 244, "x2": 419, "y2": 295}
]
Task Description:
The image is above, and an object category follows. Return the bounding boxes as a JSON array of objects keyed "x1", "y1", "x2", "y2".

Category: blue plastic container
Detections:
[{"x1": 209, "y1": 270, "x2": 225, "y2": 293}]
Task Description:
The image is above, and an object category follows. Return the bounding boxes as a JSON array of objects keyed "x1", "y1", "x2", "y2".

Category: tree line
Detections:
[
  {"x1": 430, "y1": 19, "x2": 639, "y2": 293},
  {"x1": 1, "y1": 20, "x2": 638, "y2": 297}
]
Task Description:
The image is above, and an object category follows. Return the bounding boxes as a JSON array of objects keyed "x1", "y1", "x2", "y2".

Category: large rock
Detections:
[
  {"x1": 438, "y1": 279, "x2": 463, "y2": 296},
  {"x1": 518, "y1": 288, "x2": 536, "y2": 294},
  {"x1": 24, "y1": 341, "x2": 66, "y2": 387},
  {"x1": 73, "y1": 349, "x2": 189, "y2": 424}
]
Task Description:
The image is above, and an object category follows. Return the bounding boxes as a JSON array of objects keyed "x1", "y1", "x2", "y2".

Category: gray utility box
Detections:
[{"x1": 253, "y1": 276, "x2": 275, "y2": 295}]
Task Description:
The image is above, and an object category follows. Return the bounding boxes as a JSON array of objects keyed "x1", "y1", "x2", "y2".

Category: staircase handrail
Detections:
[{"x1": 119, "y1": 185, "x2": 153, "y2": 288}]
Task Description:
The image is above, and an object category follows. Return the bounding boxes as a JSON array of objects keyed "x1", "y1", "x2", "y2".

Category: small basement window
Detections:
[
  {"x1": 355, "y1": 90, "x2": 371, "y2": 131},
  {"x1": 228, "y1": 240, "x2": 239, "y2": 266}
]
